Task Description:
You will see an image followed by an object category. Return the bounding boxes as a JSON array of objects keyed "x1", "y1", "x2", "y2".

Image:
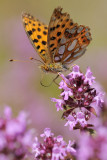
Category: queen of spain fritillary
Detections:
[{"x1": 22, "y1": 7, "x2": 92, "y2": 73}]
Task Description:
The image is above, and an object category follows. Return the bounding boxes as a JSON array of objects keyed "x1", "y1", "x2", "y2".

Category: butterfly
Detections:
[{"x1": 22, "y1": 7, "x2": 92, "y2": 74}]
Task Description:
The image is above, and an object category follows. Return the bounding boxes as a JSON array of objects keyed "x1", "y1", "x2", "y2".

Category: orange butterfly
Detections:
[{"x1": 22, "y1": 7, "x2": 92, "y2": 74}]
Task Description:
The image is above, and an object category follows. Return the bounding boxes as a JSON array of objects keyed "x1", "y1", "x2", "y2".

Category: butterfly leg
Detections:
[
  {"x1": 40, "y1": 74, "x2": 59, "y2": 87},
  {"x1": 53, "y1": 74, "x2": 59, "y2": 86}
]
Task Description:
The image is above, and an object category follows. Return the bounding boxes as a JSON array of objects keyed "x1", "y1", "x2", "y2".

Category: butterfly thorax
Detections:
[{"x1": 40, "y1": 63, "x2": 67, "y2": 73}]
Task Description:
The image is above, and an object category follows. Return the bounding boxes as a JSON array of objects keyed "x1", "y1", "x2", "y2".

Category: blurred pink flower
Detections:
[
  {"x1": 0, "y1": 106, "x2": 34, "y2": 160},
  {"x1": 32, "y1": 128, "x2": 76, "y2": 160},
  {"x1": 77, "y1": 126, "x2": 107, "y2": 160}
]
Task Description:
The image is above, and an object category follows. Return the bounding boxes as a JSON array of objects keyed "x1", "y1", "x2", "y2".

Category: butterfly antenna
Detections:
[
  {"x1": 9, "y1": 59, "x2": 31, "y2": 63},
  {"x1": 30, "y1": 57, "x2": 45, "y2": 65},
  {"x1": 9, "y1": 57, "x2": 44, "y2": 65},
  {"x1": 40, "y1": 74, "x2": 59, "y2": 87}
]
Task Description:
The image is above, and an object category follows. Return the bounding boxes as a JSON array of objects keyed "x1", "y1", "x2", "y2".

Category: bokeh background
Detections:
[{"x1": 0, "y1": 0, "x2": 107, "y2": 140}]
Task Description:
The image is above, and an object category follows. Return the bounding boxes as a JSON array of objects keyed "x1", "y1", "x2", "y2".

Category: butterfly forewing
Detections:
[
  {"x1": 48, "y1": 7, "x2": 92, "y2": 64},
  {"x1": 22, "y1": 13, "x2": 49, "y2": 63}
]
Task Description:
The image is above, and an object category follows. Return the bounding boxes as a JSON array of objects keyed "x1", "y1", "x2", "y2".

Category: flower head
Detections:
[
  {"x1": 32, "y1": 128, "x2": 76, "y2": 160},
  {"x1": 0, "y1": 106, "x2": 33, "y2": 160},
  {"x1": 52, "y1": 65, "x2": 104, "y2": 131},
  {"x1": 77, "y1": 126, "x2": 107, "y2": 160}
]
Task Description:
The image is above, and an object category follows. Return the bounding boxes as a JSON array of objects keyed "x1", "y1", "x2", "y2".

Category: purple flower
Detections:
[
  {"x1": 51, "y1": 98, "x2": 65, "y2": 111},
  {"x1": 60, "y1": 88, "x2": 73, "y2": 101},
  {"x1": 84, "y1": 67, "x2": 95, "y2": 85},
  {"x1": 40, "y1": 128, "x2": 54, "y2": 138},
  {"x1": 52, "y1": 65, "x2": 104, "y2": 131},
  {"x1": 0, "y1": 106, "x2": 34, "y2": 160},
  {"x1": 65, "y1": 112, "x2": 88, "y2": 130},
  {"x1": 77, "y1": 126, "x2": 107, "y2": 160},
  {"x1": 65, "y1": 115, "x2": 77, "y2": 130},
  {"x1": 32, "y1": 128, "x2": 76, "y2": 160}
]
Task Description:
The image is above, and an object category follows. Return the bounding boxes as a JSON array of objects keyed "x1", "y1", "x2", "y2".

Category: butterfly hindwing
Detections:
[
  {"x1": 22, "y1": 13, "x2": 48, "y2": 63},
  {"x1": 48, "y1": 7, "x2": 92, "y2": 64},
  {"x1": 47, "y1": 7, "x2": 71, "y2": 62}
]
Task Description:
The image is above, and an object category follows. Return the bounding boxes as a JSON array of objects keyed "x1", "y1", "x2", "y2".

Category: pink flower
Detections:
[
  {"x1": 52, "y1": 65, "x2": 104, "y2": 131},
  {"x1": 32, "y1": 128, "x2": 76, "y2": 160},
  {"x1": 77, "y1": 126, "x2": 107, "y2": 160},
  {"x1": 0, "y1": 106, "x2": 34, "y2": 160},
  {"x1": 51, "y1": 98, "x2": 64, "y2": 111}
]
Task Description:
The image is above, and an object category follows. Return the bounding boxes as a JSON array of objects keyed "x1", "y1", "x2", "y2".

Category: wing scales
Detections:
[
  {"x1": 47, "y1": 7, "x2": 92, "y2": 64},
  {"x1": 22, "y1": 13, "x2": 49, "y2": 63}
]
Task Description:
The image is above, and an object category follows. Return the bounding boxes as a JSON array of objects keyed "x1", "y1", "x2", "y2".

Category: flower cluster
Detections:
[
  {"x1": 0, "y1": 106, "x2": 33, "y2": 160},
  {"x1": 52, "y1": 65, "x2": 104, "y2": 131},
  {"x1": 32, "y1": 128, "x2": 76, "y2": 160},
  {"x1": 77, "y1": 125, "x2": 107, "y2": 160}
]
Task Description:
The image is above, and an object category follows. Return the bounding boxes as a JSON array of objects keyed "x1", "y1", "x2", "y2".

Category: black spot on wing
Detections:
[
  {"x1": 50, "y1": 36, "x2": 56, "y2": 40},
  {"x1": 62, "y1": 24, "x2": 65, "y2": 28},
  {"x1": 50, "y1": 44, "x2": 54, "y2": 48},
  {"x1": 27, "y1": 30, "x2": 32, "y2": 36},
  {"x1": 43, "y1": 31, "x2": 47, "y2": 35},
  {"x1": 37, "y1": 28, "x2": 41, "y2": 31},
  {"x1": 33, "y1": 39, "x2": 38, "y2": 43},
  {"x1": 57, "y1": 32, "x2": 61, "y2": 36},
  {"x1": 56, "y1": 24, "x2": 60, "y2": 28},
  {"x1": 42, "y1": 41, "x2": 47, "y2": 45},
  {"x1": 37, "y1": 35, "x2": 41, "y2": 39},
  {"x1": 32, "y1": 28, "x2": 36, "y2": 32},
  {"x1": 58, "y1": 38, "x2": 61, "y2": 43},
  {"x1": 44, "y1": 26, "x2": 48, "y2": 29},
  {"x1": 37, "y1": 45, "x2": 40, "y2": 49},
  {"x1": 40, "y1": 49, "x2": 45, "y2": 53},
  {"x1": 51, "y1": 47, "x2": 56, "y2": 52},
  {"x1": 70, "y1": 22, "x2": 73, "y2": 26}
]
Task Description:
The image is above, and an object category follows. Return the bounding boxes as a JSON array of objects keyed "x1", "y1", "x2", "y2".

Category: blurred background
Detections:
[{"x1": 0, "y1": 0, "x2": 107, "y2": 140}]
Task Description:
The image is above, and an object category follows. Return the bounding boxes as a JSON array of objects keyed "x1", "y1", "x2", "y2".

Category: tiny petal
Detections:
[
  {"x1": 78, "y1": 88, "x2": 83, "y2": 92},
  {"x1": 51, "y1": 98, "x2": 64, "y2": 111},
  {"x1": 32, "y1": 137, "x2": 41, "y2": 157},
  {"x1": 76, "y1": 112, "x2": 87, "y2": 127},
  {"x1": 61, "y1": 89, "x2": 73, "y2": 100},
  {"x1": 67, "y1": 140, "x2": 76, "y2": 154},
  {"x1": 84, "y1": 67, "x2": 95, "y2": 85},
  {"x1": 56, "y1": 135, "x2": 63, "y2": 142},
  {"x1": 40, "y1": 128, "x2": 54, "y2": 138},
  {"x1": 65, "y1": 115, "x2": 76, "y2": 130},
  {"x1": 69, "y1": 65, "x2": 83, "y2": 78}
]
